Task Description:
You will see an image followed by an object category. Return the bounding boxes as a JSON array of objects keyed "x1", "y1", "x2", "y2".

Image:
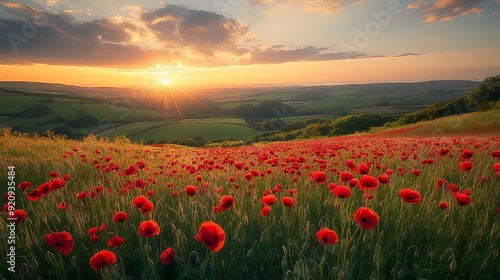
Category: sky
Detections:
[{"x1": 0, "y1": 0, "x2": 499, "y2": 89}]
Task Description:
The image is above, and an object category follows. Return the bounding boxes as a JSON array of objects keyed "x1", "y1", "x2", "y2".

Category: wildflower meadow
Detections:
[{"x1": 1, "y1": 129, "x2": 499, "y2": 279}]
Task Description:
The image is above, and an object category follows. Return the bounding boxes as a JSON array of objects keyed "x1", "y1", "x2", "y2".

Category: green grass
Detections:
[{"x1": 0, "y1": 130, "x2": 499, "y2": 279}]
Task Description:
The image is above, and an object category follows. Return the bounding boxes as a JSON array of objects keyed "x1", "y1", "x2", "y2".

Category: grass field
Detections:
[
  {"x1": 0, "y1": 129, "x2": 499, "y2": 279},
  {"x1": 102, "y1": 118, "x2": 259, "y2": 142}
]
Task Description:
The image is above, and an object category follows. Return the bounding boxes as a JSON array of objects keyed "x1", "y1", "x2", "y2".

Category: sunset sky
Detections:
[{"x1": 1, "y1": 0, "x2": 499, "y2": 89}]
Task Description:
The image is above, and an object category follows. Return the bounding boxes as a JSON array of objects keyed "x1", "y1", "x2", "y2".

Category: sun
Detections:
[{"x1": 159, "y1": 78, "x2": 170, "y2": 86}]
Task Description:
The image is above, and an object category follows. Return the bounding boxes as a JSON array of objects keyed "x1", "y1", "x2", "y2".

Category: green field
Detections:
[{"x1": 103, "y1": 118, "x2": 258, "y2": 142}]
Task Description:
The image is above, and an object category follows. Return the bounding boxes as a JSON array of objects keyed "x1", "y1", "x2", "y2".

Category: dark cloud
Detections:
[
  {"x1": 248, "y1": 45, "x2": 371, "y2": 64},
  {"x1": 141, "y1": 5, "x2": 254, "y2": 56},
  {"x1": 407, "y1": 0, "x2": 485, "y2": 22}
]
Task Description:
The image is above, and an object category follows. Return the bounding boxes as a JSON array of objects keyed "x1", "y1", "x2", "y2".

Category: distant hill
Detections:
[{"x1": 390, "y1": 75, "x2": 500, "y2": 126}]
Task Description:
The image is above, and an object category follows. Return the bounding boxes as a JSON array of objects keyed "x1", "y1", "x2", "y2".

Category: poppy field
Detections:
[{"x1": 1, "y1": 130, "x2": 500, "y2": 279}]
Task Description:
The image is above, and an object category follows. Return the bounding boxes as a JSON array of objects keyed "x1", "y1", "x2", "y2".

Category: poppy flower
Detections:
[
  {"x1": 88, "y1": 227, "x2": 99, "y2": 236},
  {"x1": 348, "y1": 178, "x2": 358, "y2": 187},
  {"x1": 62, "y1": 174, "x2": 72, "y2": 181},
  {"x1": 491, "y1": 150, "x2": 500, "y2": 158},
  {"x1": 161, "y1": 247, "x2": 175, "y2": 265},
  {"x1": 454, "y1": 193, "x2": 471, "y2": 206},
  {"x1": 8, "y1": 209, "x2": 27, "y2": 224},
  {"x1": 44, "y1": 231, "x2": 74, "y2": 256},
  {"x1": 332, "y1": 186, "x2": 352, "y2": 198},
  {"x1": 345, "y1": 159, "x2": 357, "y2": 170},
  {"x1": 459, "y1": 161, "x2": 473, "y2": 171},
  {"x1": 171, "y1": 192, "x2": 179, "y2": 197},
  {"x1": 311, "y1": 171, "x2": 327, "y2": 184},
  {"x1": 90, "y1": 250, "x2": 117, "y2": 271},
  {"x1": 461, "y1": 150, "x2": 474, "y2": 160},
  {"x1": 282, "y1": 196, "x2": 295, "y2": 208},
  {"x1": 378, "y1": 173, "x2": 390, "y2": 184},
  {"x1": 37, "y1": 183, "x2": 51, "y2": 195},
  {"x1": 399, "y1": 188, "x2": 422, "y2": 204},
  {"x1": 138, "y1": 220, "x2": 160, "y2": 238},
  {"x1": 261, "y1": 194, "x2": 277, "y2": 206},
  {"x1": 77, "y1": 191, "x2": 88, "y2": 200},
  {"x1": 340, "y1": 171, "x2": 354, "y2": 182},
  {"x1": 58, "y1": 201, "x2": 68, "y2": 211},
  {"x1": 218, "y1": 195, "x2": 235, "y2": 211},
  {"x1": 18, "y1": 181, "x2": 32, "y2": 191},
  {"x1": 140, "y1": 201, "x2": 154, "y2": 214},
  {"x1": 107, "y1": 236, "x2": 125, "y2": 248},
  {"x1": 48, "y1": 171, "x2": 59, "y2": 177},
  {"x1": 493, "y1": 163, "x2": 500, "y2": 172},
  {"x1": 185, "y1": 185, "x2": 197, "y2": 196},
  {"x1": 447, "y1": 183, "x2": 459, "y2": 193},
  {"x1": 363, "y1": 192, "x2": 374, "y2": 200},
  {"x1": 27, "y1": 189, "x2": 43, "y2": 201},
  {"x1": 133, "y1": 196, "x2": 149, "y2": 208},
  {"x1": 100, "y1": 223, "x2": 108, "y2": 232},
  {"x1": 358, "y1": 175, "x2": 380, "y2": 191},
  {"x1": 439, "y1": 202, "x2": 449, "y2": 210},
  {"x1": 315, "y1": 228, "x2": 339, "y2": 245},
  {"x1": 91, "y1": 235, "x2": 99, "y2": 243},
  {"x1": 260, "y1": 205, "x2": 271, "y2": 217},
  {"x1": 412, "y1": 170, "x2": 421, "y2": 177},
  {"x1": 194, "y1": 221, "x2": 226, "y2": 252},
  {"x1": 353, "y1": 207, "x2": 379, "y2": 230},
  {"x1": 49, "y1": 178, "x2": 65, "y2": 191},
  {"x1": 113, "y1": 212, "x2": 128, "y2": 223},
  {"x1": 437, "y1": 178, "x2": 446, "y2": 186}
]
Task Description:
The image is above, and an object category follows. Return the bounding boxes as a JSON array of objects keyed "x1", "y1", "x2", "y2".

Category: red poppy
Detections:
[
  {"x1": 261, "y1": 194, "x2": 277, "y2": 206},
  {"x1": 44, "y1": 231, "x2": 75, "y2": 256},
  {"x1": 161, "y1": 247, "x2": 175, "y2": 265},
  {"x1": 363, "y1": 192, "x2": 374, "y2": 200},
  {"x1": 185, "y1": 185, "x2": 197, "y2": 196},
  {"x1": 311, "y1": 171, "x2": 327, "y2": 184},
  {"x1": 348, "y1": 178, "x2": 358, "y2": 187},
  {"x1": 340, "y1": 171, "x2": 354, "y2": 182},
  {"x1": 454, "y1": 193, "x2": 471, "y2": 206},
  {"x1": 91, "y1": 235, "x2": 99, "y2": 243},
  {"x1": 461, "y1": 149, "x2": 474, "y2": 160},
  {"x1": 218, "y1": 195, "x2": 235, "y2": 211},
  {"x1": 113, "y1": 212, "x2": 128, "y2": 223},
  {"x1": 8, "y1": 209, "x2": 27, "y2": 224},
  {"x1": 77, "y1": 191, "x2": 88, "y2": 200},
  {"x1": 37, "y1": 183, "x2": 51, "y2": 195},
  {"x1": 27, "y1": 189, "x2": 43, "y2": 201},
  {"x1": 332, "y1": 186, "x2": 352, "y2": 198},
  {"x1": 399, "y1": 188, "x2": 422, "y2": 204},
  {"x1": 138, "y1": 220, "x2": 160, "y2": 238},
  {"x1": 18, "y1": 181, "x2": 32, "y2": 191},
  {"x1": 315, "y1": 228, "x2": 339, "y2": 245},
  {"x1": 123, "y1": 165, "x2": 137, "y2": 176},
  {"x1": 100, "y1": 223, "x2": 108, "y2": 232},
  {"x1": 358, "y1": 175, "x2": 380, "y2": 191},
  {"x1": 58, "y1": 201, "x2": 68, "y2": 211},
  {"x1": 353, "y1": 207, "x2": 379, "y2": 230},
  {"x1": 194, "y1": 221, "x2": 225, "y2": 252},
  {"x1": 62, "y1": 174, "x2": 72, "y2": 181},
  {"x1": 437, "y1": 178, "x2": 446, "y2": 186},
  {"x1": 345, "y1": 159, "x2": 357, "y2": 170},
  {"x1": 171, "y1": 192, "x2": 179, "y2": 197},
  {"x1": 48, "y1": 171, "x2": 59, "y2": 177},
  {"x1": 140, "y1": 201, "x2": 154, "y2": 214},
  {"x1": 491, "y1": 150, "x2": 500, "y2": 158},
  {"x1": 133, "y1": 196, "x2": 149, "y2": 208},
  {"x1": 412, "y1": 170, "x2": 421, "y2": 177},
  {"x1": 107, "y1": 236, "x2": 125, "y2": 248},
  {"x1": 260, "y1": 205, "x2": 271, "y2": 217},
  {"x1": 90, "y1": 250, "x2": 117, "y2": 271},
  {"x1": 447, "y1": 183, "x2": 459, "y2": 193},
  {"x1": 358, "y1": 163, "x2": 370, "y2": 175},
  {"x1": 378, "y1": 173, "x2": 390, "y2": 184},
  {"x1": 88, "y1": 227, "x2": 99, "y2": 236},
  {"x1": 282, "y1": 196, "x2": 295, "y2": 208},
  {"x1": 459, "y1": 161, "x2": 473, "y2": 171},
  {"x1": 493, "y1": 163, "x2": 500, "y2": 172},
  {"x1": 439, "y1": 202, "x2": 449, "y2": 209}
]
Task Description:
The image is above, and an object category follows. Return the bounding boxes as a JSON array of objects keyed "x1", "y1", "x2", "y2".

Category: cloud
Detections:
[
  {"x1": 0, "y1": 4, "x2": 412, "y2": 68},
  {"x1": 141, "y1": 5, "x2": 258, "y2": 56},
  {"x1": 249, "y1": 0, "x2": 363, "y2": 14},
  {"x1": 407, "y1": 0, "x2": 486, "y2": 22}
]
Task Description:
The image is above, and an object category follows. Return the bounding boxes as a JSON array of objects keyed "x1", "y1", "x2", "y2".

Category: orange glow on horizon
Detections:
[{"x1": 0, "y1": 48, "x2": 498, "y2": 90}]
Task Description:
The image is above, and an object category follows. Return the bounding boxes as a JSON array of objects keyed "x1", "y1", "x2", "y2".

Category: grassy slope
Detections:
[{"x1": 369, "y1": 109, "x2": 500, "y2": 137}]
